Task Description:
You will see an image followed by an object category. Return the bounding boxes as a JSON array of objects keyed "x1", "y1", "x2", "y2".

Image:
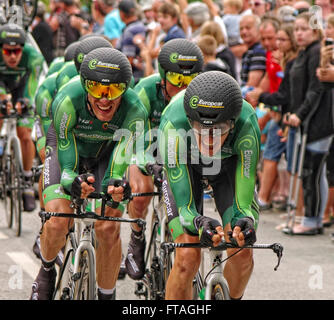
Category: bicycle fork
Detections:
[{"x1": 204, "y1": 250, "x2": 230, "y2": 300}]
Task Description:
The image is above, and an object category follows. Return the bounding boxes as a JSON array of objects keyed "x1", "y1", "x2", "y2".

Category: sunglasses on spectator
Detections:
[
  {"x1": 166, "y1": 71, "x2": 198, "y2": 88},
  {"x1": 2, "y1": 48, "x2": 22, "y2": 56},
  {"x1": 85, "y1": 80, "x2": 127, "y2": 100}
]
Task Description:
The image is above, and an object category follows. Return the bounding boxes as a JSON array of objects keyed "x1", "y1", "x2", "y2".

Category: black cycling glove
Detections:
[
  {"x1": 194, "y1": 216, "x2": 221, "y2": 247},
  {"x1": 107, "y1": 179, "x2": 132, "y2": 201},
  {"x1": 234, "y1": 217, "x2": 256, "y2": 245},
  {"x1": 71, "y1": 173, "x2": 94, "y2": 198}
]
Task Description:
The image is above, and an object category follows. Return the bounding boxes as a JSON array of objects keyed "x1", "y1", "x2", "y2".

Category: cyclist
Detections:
[
  {"x1": 32, "y1": 37, "x2": 114, "y2": 263},
  {"x1": 0, "y1": 23, "x2": 45, "y2": 212},
  {"x1": 35, "y1": 36, "x2": 112, "y2": 163},
  {"x1": 121, "y1": 38, "x2": 203, "y2": 280},
  {"x1": 30, "y1": 47, "x2": 148, "y2": 300},
  {"x1": 158, "y1": 71, "x2": 260, "y2": 299}
]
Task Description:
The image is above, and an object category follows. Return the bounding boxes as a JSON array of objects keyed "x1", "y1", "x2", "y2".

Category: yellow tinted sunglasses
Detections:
[
  {"x1": 166, "y1": 71, "x2": 198, "y2": 88},
  {"x1": 85, "y1": 80, "x2": 127, "y2": 100}
]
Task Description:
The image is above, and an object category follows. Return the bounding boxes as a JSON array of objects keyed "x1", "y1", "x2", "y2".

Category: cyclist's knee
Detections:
[
  {"x1": 174, "y1": 248, "x2": 201, "y2": 278},
  {"x1": 17, "y1": 127, "x2": 32, "y2": 141},
  {"x1": 95, "y1": 220, "x2": 121, "y2": 244},
  {"x1": 228, "y1": 248, "x2": 253, "y2": 265}
]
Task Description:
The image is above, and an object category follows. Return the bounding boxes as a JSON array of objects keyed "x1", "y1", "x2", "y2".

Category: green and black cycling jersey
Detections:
[
  {"x1": 51, "y1": 76, "x2": 148, "y2": 193},
  {"x1": 134, "y1": 73, "x2": 166, "y2": 129},
  {"x1": 0, "y1": 43, "x2": 44, "y2": 106},
  {"x1": 158, "y1": 90, "x2": 261, "y2": 235}
]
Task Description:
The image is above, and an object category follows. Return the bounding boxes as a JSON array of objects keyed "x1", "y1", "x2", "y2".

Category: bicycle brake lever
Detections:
[{"x1": 272, "y1": 243, "x2": 283, "y2": 271}]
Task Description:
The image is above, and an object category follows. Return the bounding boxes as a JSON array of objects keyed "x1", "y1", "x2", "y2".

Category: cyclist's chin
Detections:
[{"x1": 196, "y1": 136, "x2": 224, "y2": 157}]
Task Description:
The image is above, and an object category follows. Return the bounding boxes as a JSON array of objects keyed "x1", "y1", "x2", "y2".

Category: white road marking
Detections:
[{"x1": 6, "y1": 252, "x2": 39, "y2": 279}]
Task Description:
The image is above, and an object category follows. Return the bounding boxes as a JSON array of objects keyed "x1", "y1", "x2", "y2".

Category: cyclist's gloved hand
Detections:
[
  {"x1": 194, "y1": 216, "x2": 224, "y2": 247},
  {"x1": 233, "y1": 217, "x2": 256, "y2": 246},
  {"x1": 71, "y1": 173, "x2": 95, "y2": 198},
  {"x1": 107, "y1": 179, "x2": 132, "y2": 202}
]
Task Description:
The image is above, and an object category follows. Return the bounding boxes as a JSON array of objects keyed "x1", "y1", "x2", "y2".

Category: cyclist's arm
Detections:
[
  {"x1": 52, "y1": 94, "x2": 78, "y2": 193},
  {"x1": 158, "y1": 120, "x2": 200, "y2": 235},
  {"x1": 232, "y1": 113, "x2": 261, "y2": 228},
  {"x1": 24, "y1": 49, "x2": 45, "y2": 106}
]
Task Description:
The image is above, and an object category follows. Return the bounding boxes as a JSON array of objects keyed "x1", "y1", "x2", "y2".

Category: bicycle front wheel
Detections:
[
  {"x1": 211, "y1": 283, "x2": 230, "y2": 300},
  {"x1": 73, "y1": 250, "x2": 96, "y2": 300},
  {"x1": 1, "y1": 154, "x2": 12, "y2": 228},
  {"x1": 9, "y1": 146, "x2": 23, "y2": 237}
]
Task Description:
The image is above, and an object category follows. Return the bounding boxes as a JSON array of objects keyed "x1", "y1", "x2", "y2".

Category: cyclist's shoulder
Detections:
[
  {"x1": 23, "y1": 43, "x2": 44, "y2": 65},
  {"x1": 236, "y1": 100, "x2": 258, "y2": 126},
  {"x1": 53, "y1": 76, "x2": 84, "y2": 107},
  {"x1": 134, "y1": 73, "x2": 161, "y2": 92},
  {"x1": 160, "y1": 90, "x2": 188, "y2": 129},
  {"x1": 122, "y1": 87, "x2": 148, "y2": 115}
]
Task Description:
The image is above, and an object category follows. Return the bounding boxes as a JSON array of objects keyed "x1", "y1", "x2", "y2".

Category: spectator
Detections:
[
  {"x1": 91, "y1": 0, "x2": 108, "y2": 34},
  {"x1": 103, "y1": 0, "x2": 126, "y2": 47},
  {"x1": 315, "y1": 0, "x2": 332, "y2": 23},
  {"x1": 184, "y1": 1, "x2": 210, "y2": 42},
  {"x1": 239, "y1": 15, "x2": 266, "y2": 87},
  {"x1": 250, "y1": 0, "x2": 273, "y2": 18},
  {"x1": 157, "y1": 2, "x2": 186, "y2": 44},
  {"x1": 222, "y1": 0, "x2": 243, "y2": 47},
  {"x1": 248, "y1": 23, "x2": 299, "y2": 213},
  {"x1": 197, "y1": 35, "x2": 232, "y2": 74},
  {"x1": 32, "y1": 1, "x2": 54, "y2": 65},
  {"x1": 283, "y1": 12, "x2": 333, "y2": 235},
  {"x1": 316, "y1": 13, "x2": 334, "y2": 230},
  {"x1": 200, "y1": 20, "x2": 237, "y2": 79},
  {"x1": 118, "y1": 0, "x2": 146, "y2": 84},
  {"x1": 48, "y1": 0, "x2": 81, "y2": 57}
]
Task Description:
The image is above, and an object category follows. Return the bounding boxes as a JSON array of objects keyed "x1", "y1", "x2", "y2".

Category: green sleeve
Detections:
[
  {"x1": 52, "y1": 94, "x2": 79, "y2": 192},
  {"x1": 158, "y1": 120, "x2": 200, "y2": 234},
  {"x1": 24, "y1": 51, "x2": 45, "y2": 105},
  {"x1": 35, "y1": 86, "x2": 53, "y2": 135},
  {"x1": 232, "y1": 115, "x2": 261, "y2": 227}
]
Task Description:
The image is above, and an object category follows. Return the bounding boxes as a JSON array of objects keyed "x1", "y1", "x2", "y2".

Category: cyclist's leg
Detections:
[
  {"x1": 94, "y1": 205, "x2": 123, "y2": 298},
  {"x1": 209, "y1": 155, "x2": 256, "y2": 300},
  {"x1": 124, "y1": 164, "x2": 154, "y2": 279},
  {"x1": 164, "y1": 163, "x2": 202, "y2": 299},
  {"x1": 165, "y1": 232, "x2": 201, "y2": 300},
  {"x1": 31, "y1": 124, "x2": 72, "y2": 300},
  {"x1": 17, "y1": 116, "x2": 36, "y2": 211}
]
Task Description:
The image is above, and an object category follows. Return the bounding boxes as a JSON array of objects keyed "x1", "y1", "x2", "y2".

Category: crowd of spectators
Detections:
[{"x1": 30, "y1": 0, "x2": 334, "y2": 238}]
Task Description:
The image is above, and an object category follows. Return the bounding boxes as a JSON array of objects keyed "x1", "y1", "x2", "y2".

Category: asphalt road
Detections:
[{"x1": 0, "y1": 196, "x2": 333, "y2": 300}]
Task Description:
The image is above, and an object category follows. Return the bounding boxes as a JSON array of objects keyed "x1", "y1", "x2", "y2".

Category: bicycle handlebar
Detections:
[
  {"x1": 161, "y1": 241, "x2": 283, "y2": 271},
  {"x1": 39, "y1": 210, "x2": 146, "y2": 228}
]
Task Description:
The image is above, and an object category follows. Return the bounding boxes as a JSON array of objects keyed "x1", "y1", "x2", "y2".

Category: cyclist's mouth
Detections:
[{"x1": 97, "y1": 103, "x2": 113, "y2": 113}]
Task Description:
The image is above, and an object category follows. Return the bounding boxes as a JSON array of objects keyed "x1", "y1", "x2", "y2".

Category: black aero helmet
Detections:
[
  {"x1": 74, "y1": 36, "x2": 112, "y2": 72},
  {"x1": 80, "y1": 47, "x2": 132, "y2": 87},
  {"x1": 158, "y1": 38, "x2": 203, "y2": 78},
  {"x1": 64, "y1": 41, "x2": 81, "y2": 62},
  {"x1": 184, "y1": 71, "x2": 243, "y2": 125},
  {"x1": 0, "y1": 23, "x2": 26, "y2": 46}
]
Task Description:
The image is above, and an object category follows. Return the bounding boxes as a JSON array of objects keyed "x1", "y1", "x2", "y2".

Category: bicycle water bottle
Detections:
[
  {"x1": 199, "y1": 287, "x2": 206, "y2": 300},
  {"x1": 0, "y1": 138, "x2": 4, "y2": 156}
]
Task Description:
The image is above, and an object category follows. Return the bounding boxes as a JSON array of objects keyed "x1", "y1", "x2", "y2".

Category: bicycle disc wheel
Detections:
[
  {"x1": 9, "y1": 147, "x2": 23, "y2": 237},
  {"x1": 73, "y1": 250, "x2": 96, "y2": 300},
  {"x1": 211, "y1": 283, "x2": 230, "y2": 300}
]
